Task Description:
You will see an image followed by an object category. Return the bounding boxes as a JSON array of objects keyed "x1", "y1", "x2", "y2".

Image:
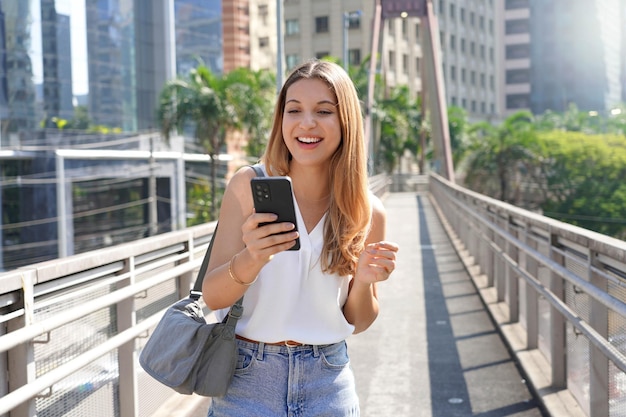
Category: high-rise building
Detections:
[
  {"x1": 175, "y1": 0, "x2": 223, "y2": 75},
  {"x1": 501, "y1": 0, "x2": 625, "y2": 116},
  {"x1": 0, "y1": 0, "x2": 177, "y2": 139},
  {"x1": 223, "y1": 0, "x2": 251, "y2": 72},
  {"x1": 436, "y1": 0, "x2": 498, "y2": 121},
  {"x1": 86, "y1": 0, "x2": 175, "y2": 131}
]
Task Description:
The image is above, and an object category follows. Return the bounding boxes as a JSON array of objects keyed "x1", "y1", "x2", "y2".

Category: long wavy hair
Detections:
[{"x1": 261, "y1": 60, "x2": 371, "y2": 277}]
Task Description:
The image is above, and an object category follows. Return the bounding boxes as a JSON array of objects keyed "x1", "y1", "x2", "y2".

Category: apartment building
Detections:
[
  {"x1": 237, "y1": 0, "x2": 498, "y2": 121},
  {"x1": 435, "y1": 0, "x2": 498, "y2": 121}
]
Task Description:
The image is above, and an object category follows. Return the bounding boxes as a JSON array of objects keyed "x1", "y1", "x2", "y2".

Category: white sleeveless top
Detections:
[{"x1": 215, "y1": 172, "x2": 355, "y2": 344}]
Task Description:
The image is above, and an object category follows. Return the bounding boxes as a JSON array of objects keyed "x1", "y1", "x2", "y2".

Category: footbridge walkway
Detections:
[{"x1": 1, "y1": 174, "x2": 624, "y2": 417}]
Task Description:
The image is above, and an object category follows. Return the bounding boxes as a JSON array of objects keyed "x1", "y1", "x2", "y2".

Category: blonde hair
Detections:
[{"x1": 261, "y1": 60, "x2": 371, "y2": 276}]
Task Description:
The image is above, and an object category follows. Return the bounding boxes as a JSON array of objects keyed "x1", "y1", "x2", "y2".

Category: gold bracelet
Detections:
[{"x1": 228, "y1": 253, "x2": 257, "y2": 286}]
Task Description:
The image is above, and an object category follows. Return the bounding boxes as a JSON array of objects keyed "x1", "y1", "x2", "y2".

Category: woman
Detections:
[{"x1": 203, "y1": 60, "x2": 399, "y2": 416}]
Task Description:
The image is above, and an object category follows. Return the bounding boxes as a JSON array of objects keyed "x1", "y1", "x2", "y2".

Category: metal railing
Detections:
[
  {"x1": 0, "y1": 175, "x2": 390, "y2": 417},
  {"x1": 0, "y1": 222, "x2": 216, "y2": 417},
  {"x1": 429, "y1": 173, "x2": 626, "y2": 417}
]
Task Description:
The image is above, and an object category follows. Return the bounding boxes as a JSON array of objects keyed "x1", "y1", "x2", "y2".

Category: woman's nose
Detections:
[{"x1": 299, "y1": 112, "x2": 316, "y2": 129}]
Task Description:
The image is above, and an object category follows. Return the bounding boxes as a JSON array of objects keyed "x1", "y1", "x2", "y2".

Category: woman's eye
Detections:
[
  {"x1": 286, "y1": 109, "x2": 300, "y2": 114},
  {"x1": 318, "y1": 109, "x2": 333, "y2": 115}
]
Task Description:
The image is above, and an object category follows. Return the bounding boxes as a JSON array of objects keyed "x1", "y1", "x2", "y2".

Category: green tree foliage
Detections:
[
  {"x1": 378, "y1": 85, "x2": 414, "y2": 173},
  {"x1": 157, "y1": 65, "x2": 274, "y2": 220},
  {"x1": 447, "y1": 106, "x2": 470, "y2": 166},
  {"x1": 463, "y1": 111, "x2": 543, "y2": 204},
  {"x1": 537, "y1": 131, "x2": 626, "y2": 239},
  {"x1": 461, "y1": 105, "x2": 626, "y2": 239}
]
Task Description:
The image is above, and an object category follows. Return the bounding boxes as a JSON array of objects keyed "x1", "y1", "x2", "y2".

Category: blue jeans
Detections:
[{"x1": 208, "y1": 339, "x2": 360, "y2": 416}]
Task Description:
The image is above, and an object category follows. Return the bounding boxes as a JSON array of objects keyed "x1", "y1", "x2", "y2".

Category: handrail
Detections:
[
  {"x1": 429, "y1": 172, "x2": 626, "y2": 417},
  {"x1": 0, "y1": 221, "x2": 217, "y2": 416}
]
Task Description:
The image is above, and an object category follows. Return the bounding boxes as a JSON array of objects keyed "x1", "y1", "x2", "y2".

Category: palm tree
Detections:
[{"x1": 157, "y1": 65, "x2": 275, "y2": 220}]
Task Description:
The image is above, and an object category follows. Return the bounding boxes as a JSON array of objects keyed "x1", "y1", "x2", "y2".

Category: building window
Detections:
[
  {"x1": 470, "y1": 12, "x2": 475, "y2": 26},
  {"x1": 449, "y1": 4, "x2": 455, "y2": 19},
  {"x1": 450, "y1": 65, "x2": 456, "y2": 81},
  {"x1": 388, "y1": 19, "x2": 394, "y2": 35},
  {"x1": 415, "y1": 23, "x2": 420, "y2": 39},
  {"x1": 286, "y1": 54, "x2": 300, "y2": 70},
  {"x1": 506, "y1": 0, "x2": 529, "y2": 10},
  {"x1": 460, "y1": 8, "x2": 465, "y2": 23},
  {"x1": 388, "y1": 50, "x2": 396, "y2": 71},
  {"x1": 460, "y1": 38, "x2": 465, "y2": 53},
  {"x1": 479, "y1": 16, "x2": 484, "y2": 30},
  {"x1": 316, "y1": 51, "x2": 329, "y2": 59},
  {"x1": 462, "y1": 98, "x2": 467, "y2": 109},
  {"x1": 505, "y1": 19, "x2": 530, "y2": 35},
  {"x1": 259, "y1": 4, "x2": 268, "y2": 16},
  {"x1": 402, "y1": 54, "x2": 409, "y2": 74},
  {"x1": 416, "y1": 57, "x2": 421, "y2": 75},
  {"x1": 505, "y1": 43, "x2": 530, "y2": 59},
  {"x1": 315, "y1": 16, "x2": 329, "y2": 33},
  {"x1": 450, "y1": 34, "x2": 456, "y2": 50},
  {"x1": 259, "y1": 37, "x2": 269, "y2": 48},
  {"x1": 461, "y1": 68, "x2": 466, "y2": 82},
  {"x1": 481, "y1": 102, "x2": 486, "y2": 113},
  {"x1": 402, "y1": 18, "x2": 408, "y2": 39},
  {"x1": 471, "y1": 100, "x2": 476, "y2": 112},
  {"x1": 470, "y1": 41, "x2": 475, "y2": 56},
  {"x1": 480, "y1": 73, "x2": 485, "y2": 87},
  {"x1": 451, "y1": 96, "x2": 457, "y2": 105},
  {"x1": 286, "y1": 19, "x2": 300, "y2": 36},
  {"x1": 506, "y1": 93, "x2": 530, "y2": 109},
  {"x1": 490, "y1": 75, "x2": 494, "y2": 90},
  {"x1": 480, "y1": 44, "x2": 485, "y2": 59},
  {"x1": 470, "y1": 71, "x2": 475, "y2": 85},
  {"x1": 506, "y1": 68, "x2": 530, "y2": 84},
  {"x1": 347, "y1": 11, "x2": 361, "y2": 29}
]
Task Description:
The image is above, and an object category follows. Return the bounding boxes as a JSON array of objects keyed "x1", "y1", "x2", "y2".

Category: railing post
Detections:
[
  {"x1": 495, "y1": 211, "x2": 506, "y2": 302},
  {"x1": 548, "y1": 233, "x2": 566, "y2": 389},
  {"x1": 117, "y1": 256, "x2": 139, "y2": 417},
  {"x1": 178, "y1": 235, "x2": 195, "y2": 300},
  {"x1": 484, "y1": 211, "x2": 495, "y2": 287},
  {"x1": 525, "y1": 223, "x2": 539, "y2": 349},
  {"x1": 506, "y1": 216, "x2": 519, "y2": 322},
  {"x1": 7, "y1": 272, "x2": 37, "y2": 417},
  {"x1": 588, "y1": 251, "x2": 609, "y2": 417}
]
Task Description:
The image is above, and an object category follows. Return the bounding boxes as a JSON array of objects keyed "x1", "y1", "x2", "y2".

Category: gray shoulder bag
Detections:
[{"x1": 139, "y1": 164, "x2": 264, "y2": 397}]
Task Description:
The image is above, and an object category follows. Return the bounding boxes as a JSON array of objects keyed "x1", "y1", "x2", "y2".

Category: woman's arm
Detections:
[
  {"x1": 202, "y1": 167, "x2": 299, "y2": 310},
  {"x1": 343, "y1": 196, "x2": 399, "y2": 334}
]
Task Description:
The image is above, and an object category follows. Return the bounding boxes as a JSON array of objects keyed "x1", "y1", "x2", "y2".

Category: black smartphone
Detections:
[{"x1": 251, "y1": 177, "x2": 301, "y2": 250}]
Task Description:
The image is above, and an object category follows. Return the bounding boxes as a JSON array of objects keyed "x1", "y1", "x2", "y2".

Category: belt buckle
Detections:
[{"x1": 284, "y1": 340, "x2": 300, "y2": 347}]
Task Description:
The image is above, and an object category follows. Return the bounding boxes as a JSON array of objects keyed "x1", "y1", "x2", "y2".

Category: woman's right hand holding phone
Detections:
[{"x1": 241, "y1": 211, "x2": 299, "y2": 264}]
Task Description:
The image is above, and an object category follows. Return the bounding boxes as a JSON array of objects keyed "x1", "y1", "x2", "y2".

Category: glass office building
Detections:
[
  {"x1": 0, "y1": 0, "x2": 182, "y2": 143},
  {"x1": 175, "y1": 0, "x2": 222, "y2": 75}
]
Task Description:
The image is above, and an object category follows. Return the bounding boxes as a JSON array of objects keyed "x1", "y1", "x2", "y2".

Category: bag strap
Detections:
[{"x1": 189, "y1": 164, "x2": 265, "y2": 305}]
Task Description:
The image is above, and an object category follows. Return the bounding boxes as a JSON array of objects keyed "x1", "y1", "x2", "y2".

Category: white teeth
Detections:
[{"x1": 298, "y1": 137, "x2": 321, "y2": 143}]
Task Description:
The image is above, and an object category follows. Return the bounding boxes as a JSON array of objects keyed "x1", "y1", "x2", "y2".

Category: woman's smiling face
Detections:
[{"x1": 281, "y1": 78, "x2": 342, "y2": 168}]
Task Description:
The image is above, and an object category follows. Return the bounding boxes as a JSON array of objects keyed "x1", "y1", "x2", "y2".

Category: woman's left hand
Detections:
[{"x1": 355, "y1": 241, "x2": 399, "y2": 285}]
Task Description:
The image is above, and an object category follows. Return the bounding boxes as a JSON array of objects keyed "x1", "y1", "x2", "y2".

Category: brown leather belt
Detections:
[{"x1": 236, "y1": 334, "x2": 304, "y2": 347}]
